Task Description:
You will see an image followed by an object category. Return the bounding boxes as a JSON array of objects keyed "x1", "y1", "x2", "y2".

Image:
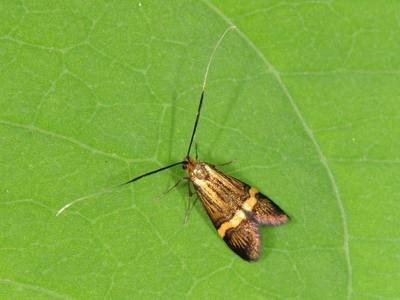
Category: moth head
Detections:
[
  {"x1": 183, "y1": 157, "x2": 209, "y2": 180},
  {"x1": 183, "y1": 156, "x2": 196, "y2": 174}
]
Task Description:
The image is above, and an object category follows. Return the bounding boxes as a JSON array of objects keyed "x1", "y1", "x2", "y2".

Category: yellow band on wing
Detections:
[{"x1": 217, "y1": 187, "x2": 258, "y2": 238}]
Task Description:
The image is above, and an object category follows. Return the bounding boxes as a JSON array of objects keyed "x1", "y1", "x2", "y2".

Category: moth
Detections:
[
  {"x1": 57, "y1": 26, "x2": 289, "y2": 261},
  {"x1": 122, "y1": 26, "x2": 289, "y2": 261}
]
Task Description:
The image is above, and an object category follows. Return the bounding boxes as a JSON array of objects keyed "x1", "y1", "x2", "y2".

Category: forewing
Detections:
[
  {"x1": 190, "y1": 162, "x2": 288, "y2": 261},
  {"x1": 212, "y1": 167, "x2": 289, "y2": 226},
  {"x1": 192, "y1": 165, "x2": 248, "y2": 229}
]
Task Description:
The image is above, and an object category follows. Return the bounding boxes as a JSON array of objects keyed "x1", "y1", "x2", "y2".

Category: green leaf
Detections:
[{"x1": 1, "y1": 1, "x2": 399, "y2": 299}]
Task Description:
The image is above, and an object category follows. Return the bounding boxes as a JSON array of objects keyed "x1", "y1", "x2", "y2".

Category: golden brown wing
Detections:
[
  {"x1": 190, "y1": 163, "x2": 249, "y2": 229},
  {"x1": 189, "y1": 161, "x2": 288, "y2": 261}
]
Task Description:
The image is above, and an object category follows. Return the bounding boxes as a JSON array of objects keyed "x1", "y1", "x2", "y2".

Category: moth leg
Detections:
[
  {"x1": 153, "y1": 178, "x2": 183, "y2": 202},
  {"x1": 187, "y1": 179, "x2": 193, "y2": 197},
  {"x1": 195, "y1": 142, "x2": 199, "y2": 160},
  {"x1": 183, "y1": 181, "x2": 195, "y2": 224},
  {"x1": 213, "y1": 160, "x2": 234, "y2": 167}
]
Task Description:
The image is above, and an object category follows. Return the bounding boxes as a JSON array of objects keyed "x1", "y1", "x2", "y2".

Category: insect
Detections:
[
  {"x1": 122, "y1": 26, "x2": 289, "y2": 261},
  {"x1": 57, "y1": 26, "x2": 289, "y2": 261}
]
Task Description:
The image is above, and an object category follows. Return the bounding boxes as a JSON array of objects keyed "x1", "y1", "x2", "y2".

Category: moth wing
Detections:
[
  {"x1": 216, "y1": 169, "x2": 289, "y2": 225},
  {"x1": 223, "y1": 218, "x2": 260, "y2": 261},
  {"x1": 253, "y1": 192, "x2": 289, "y2": 225},
  {"x1": 192, "y1": 165, "x2": 249, "y2": 230}
]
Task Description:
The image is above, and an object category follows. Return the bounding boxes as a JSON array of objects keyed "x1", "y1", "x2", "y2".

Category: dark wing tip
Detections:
[
  {"x1": 254, "y1": 192, "x2": 290, "y2": 226},
  {"x1": 223, "y1": 219, "x2": 260, "y2": 261}
]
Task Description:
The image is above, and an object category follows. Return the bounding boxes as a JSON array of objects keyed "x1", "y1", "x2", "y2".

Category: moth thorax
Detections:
[{"x1": 192, "y1": 163, "x2": 209, "y2": 180}]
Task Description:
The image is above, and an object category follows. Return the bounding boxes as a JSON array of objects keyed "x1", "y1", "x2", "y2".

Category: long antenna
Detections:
[
  {"x1": 121, "y1": 161, "x2": 184, "y2": 185},
  {"x1": 186, "y1": 25, "x2": 237, "y2": 157},
  {"x1": 56, "y1": 160, "x2": 184, "y2": 216}
]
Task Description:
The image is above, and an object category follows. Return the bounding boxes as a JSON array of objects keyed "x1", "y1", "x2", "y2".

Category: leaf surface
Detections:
[{"x1": 0, "y1": 1, "x2": 399, "y2": 299}]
